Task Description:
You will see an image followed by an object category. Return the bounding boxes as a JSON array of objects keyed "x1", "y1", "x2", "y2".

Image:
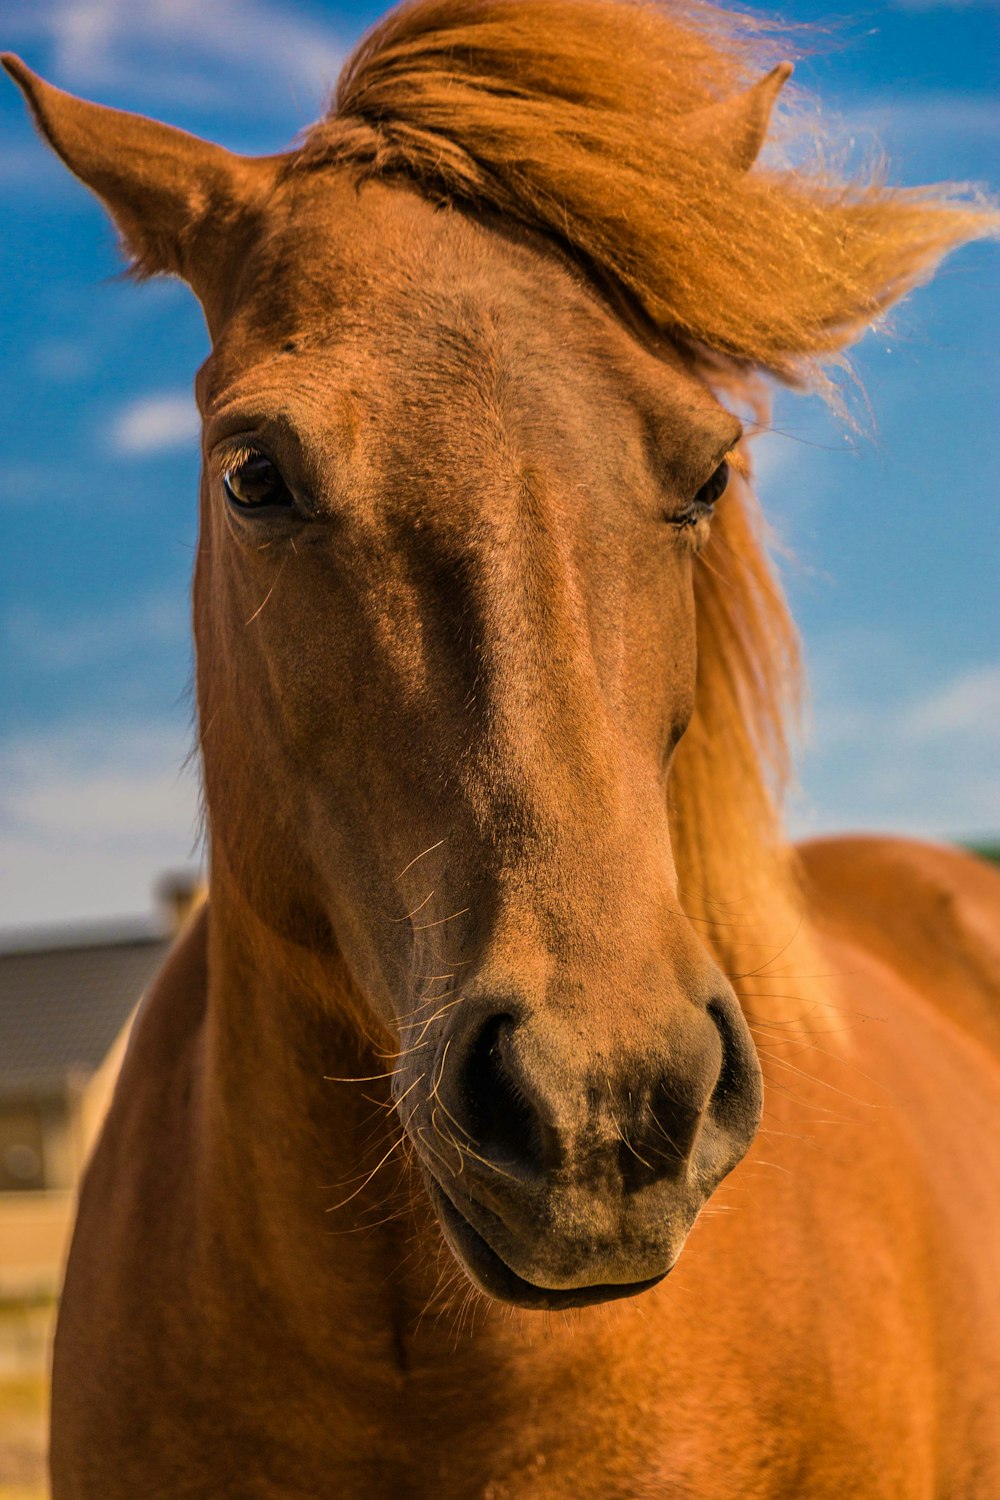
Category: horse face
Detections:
[
  {"x1": 0, "y1": 44, "x2": 762, "y2": 1302},
  {"x1": 192, "y1": 175, "x2": 762, "y2": 1306}
]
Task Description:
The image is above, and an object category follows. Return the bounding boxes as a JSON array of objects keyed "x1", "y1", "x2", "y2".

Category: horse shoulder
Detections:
[{"x1": 799, "y1": 834, "x2": 1000, "y2": 1057}]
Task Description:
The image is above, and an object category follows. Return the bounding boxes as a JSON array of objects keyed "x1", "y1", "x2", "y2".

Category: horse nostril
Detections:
[
  {"x1": 648, "y1": 1080, "x2": 699, "y2": 1164},
  {"x1": 706, "y1": 994, "x2": 763, "y2": 1135},
  {"x1": 460, "y1": 1014, "x2": 547, "y2": 1177},
  {"x1": 618, "y1": 1079, "x2": 701, "y2": 1193}
]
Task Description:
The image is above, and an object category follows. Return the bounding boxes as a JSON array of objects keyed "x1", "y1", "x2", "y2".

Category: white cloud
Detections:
[
  {"x1": 0, "y1": 461, "x2": 69, "y2": 505},
  {"x1": 0, "y1": 143, "x2": 71, "y2": 188},
  {"x1": 749, "y1": 424, "x2": 860, "y2": 507},
  {"x1": 6, "y1": 0, "x2": 344, "y2": 120},
  {"x1": 892, "y1": 0, "x2": 994, "y2": 10},
  {"x1": 792, "y1": 647, "x2": 1000, "y2": 841},
  {"x1": 3, "y1": 593, "x2": 187, "y2": 671},
  {"x1": 0, "y1": 722, "x2": 202, "y2": 930},
  {"x1": 902, "y1": 661, "x2": 1000, "y2": 740},
  {"x1": 842, "y1": 94, "x2": 999, "y2": 150},
  {"x1": 31, "y1": 338, "x2": 92, "y2": 382},
  {"x1": 111, "y1": 392, "x2": 199, "y2": 456},
  {"x1": 747, "y1": 431, "x2": 796, "y2": 500}
]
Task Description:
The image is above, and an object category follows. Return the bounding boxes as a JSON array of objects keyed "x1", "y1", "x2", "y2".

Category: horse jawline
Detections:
[{"x1": 425, "y1": 1175, "x2": 667, "y2": 1312}]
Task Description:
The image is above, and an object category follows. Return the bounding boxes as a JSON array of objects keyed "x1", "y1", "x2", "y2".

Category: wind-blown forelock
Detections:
[
  {"x1": 292, "y1": 0, "x2": 995, "y2": 1027},
  {"x1": 300, "y1": 0, "x2": 995, "y2": 389}
]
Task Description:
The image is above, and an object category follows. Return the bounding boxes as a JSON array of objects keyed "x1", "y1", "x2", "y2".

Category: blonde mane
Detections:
[{"x1": 292, "y1": 0, "x2": 995, "y2": 1029}]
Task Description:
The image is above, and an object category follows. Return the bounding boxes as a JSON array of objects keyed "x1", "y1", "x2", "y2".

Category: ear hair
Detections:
[{"x1": 2, "y1": 54, "x2": 276, "y2": 312}]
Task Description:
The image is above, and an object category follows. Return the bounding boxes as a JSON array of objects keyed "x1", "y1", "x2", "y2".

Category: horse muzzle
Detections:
[{"x1": 400, "y1": 987, "x2": 762, "y2": 1309}]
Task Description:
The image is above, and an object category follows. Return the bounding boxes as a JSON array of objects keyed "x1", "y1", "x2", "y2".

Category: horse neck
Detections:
[{"x1": 193, "y1": 876, "x2": 453, "y2": 1368}]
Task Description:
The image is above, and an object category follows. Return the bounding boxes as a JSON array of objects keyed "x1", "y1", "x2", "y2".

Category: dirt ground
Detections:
[
  {"x1": 0, "y1": 1371, "x2": 47, "y2": 1500},
  {"x1": 0, "y1": 1304, "x2": 50, "y2": 1500}
]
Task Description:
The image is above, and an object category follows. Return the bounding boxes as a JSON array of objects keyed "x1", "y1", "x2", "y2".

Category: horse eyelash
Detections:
[{"x1": 209, "y1": 444, "x2": 262, "y2": 481}]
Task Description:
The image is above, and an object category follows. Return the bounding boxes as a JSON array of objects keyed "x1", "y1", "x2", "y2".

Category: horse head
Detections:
[
  {"x1": 7, "y1": 0, "x2": 986, "y2": 1311},
  {"x1": 195, "y1": 172, "x2": 764, "y2": 1308}
]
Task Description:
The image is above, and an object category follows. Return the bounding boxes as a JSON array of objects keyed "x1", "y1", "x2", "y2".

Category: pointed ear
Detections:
[
  {"x1": 2, "y1": 53, "x2": 277, "y2": 316},
  {"x1": 676, "y1": 63, "x2": 793, "y2": 173}
]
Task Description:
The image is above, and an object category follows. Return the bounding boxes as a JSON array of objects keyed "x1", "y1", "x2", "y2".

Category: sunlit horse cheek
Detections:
[{"x1": 8, "y1": 0, "x2": 1000, "y2": 1494}]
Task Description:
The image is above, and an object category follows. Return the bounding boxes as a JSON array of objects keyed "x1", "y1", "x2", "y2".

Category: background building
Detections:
[
  {"x1": 0, "y1": 879, "x2": 199, "y2": 1495},
  {"x1": 0, "y1": 877, "x2": 199, "y2": 1301},
  {"x1": 0, "y1": 929, "x2": 166, "y2": 1300}
]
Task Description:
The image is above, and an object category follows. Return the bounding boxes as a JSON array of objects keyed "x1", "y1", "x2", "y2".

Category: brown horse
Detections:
[{"x1": 6, "y1": 1, "x2": 1000, "y2": 1494}]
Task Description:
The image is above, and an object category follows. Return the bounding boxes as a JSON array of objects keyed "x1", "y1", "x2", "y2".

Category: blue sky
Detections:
[{"x1": 0, "y1": 0, "x2": 997, "y2": 931}]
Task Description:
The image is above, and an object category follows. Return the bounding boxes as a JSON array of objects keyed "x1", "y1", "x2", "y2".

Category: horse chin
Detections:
[{"x1": 424, "y1": 1175, "x2": 669, "y2": 1312}]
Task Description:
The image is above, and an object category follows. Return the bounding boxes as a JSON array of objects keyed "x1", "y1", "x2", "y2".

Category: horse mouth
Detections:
[{"x1": 425, "y1": 1176, "x2": 667, "y2": 1311}]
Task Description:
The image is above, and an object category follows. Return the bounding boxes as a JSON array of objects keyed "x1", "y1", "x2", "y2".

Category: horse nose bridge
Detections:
[
  {"x1": 450, "y1": 649, "x2": 673, "y2": 894},
  {"x1": 480, "y1": 819, "x2": 705, "y2": 969},
  {"x1": 469, "y1": 755, "x2": 663, "y2": 909}
]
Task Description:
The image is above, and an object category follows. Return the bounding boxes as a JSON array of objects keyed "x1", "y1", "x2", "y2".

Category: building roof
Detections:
[{"x1": 0, "y1": 928, "x2": 170, "y2": 1100}]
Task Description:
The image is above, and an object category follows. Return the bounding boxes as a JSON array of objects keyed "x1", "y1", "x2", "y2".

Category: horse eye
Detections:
[
  {"x1": 668, "y1": 459, "x2": 730, "y2": 530},
  {"x1": 223, "y1": 453, "x2": 291, "y2": 510},
  {"x1": 694, "y1": 459, "x2": 730, "y2": 511}
]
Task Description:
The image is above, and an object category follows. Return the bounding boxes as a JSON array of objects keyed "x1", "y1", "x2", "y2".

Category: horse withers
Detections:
[{"x1": 6, "y1": 0, "x2": 1000, "y2": 1494}]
